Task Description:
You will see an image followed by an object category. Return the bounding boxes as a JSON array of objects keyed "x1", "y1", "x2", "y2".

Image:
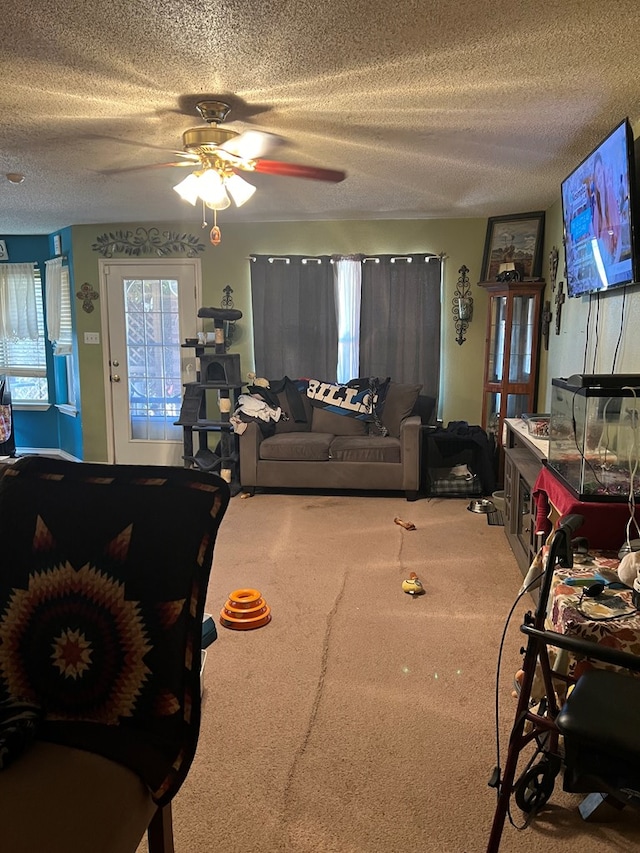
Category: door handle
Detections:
[{"x1": 111, "y1": 374, "x2": 121, "y2": 382}]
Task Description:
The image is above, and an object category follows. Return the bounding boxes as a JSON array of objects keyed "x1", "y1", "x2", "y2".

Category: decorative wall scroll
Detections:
[
  {"x1": 91, "y1": 227, "x2": 205, "y2": 258},
  {"x1": 221, "y1": 285, "x2": 238, "y2": 349},
  {"x1": 548, "y1": 245, "x2": 559, "y2": 292},
  {"x1": 554, "y1": 281, "x2": 566, "y2": 335},
  {"x1": 541, "y1": 299, "x2": 552, "y2": 350}
]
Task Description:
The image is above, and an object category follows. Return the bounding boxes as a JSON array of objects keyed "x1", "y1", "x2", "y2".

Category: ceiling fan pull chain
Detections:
[
  {"x1": 210, "y1": 210, "x2": 221, "y2": 246},
  {"x1": 201, "y1": 199, "x2": 208, "y2": 229}
]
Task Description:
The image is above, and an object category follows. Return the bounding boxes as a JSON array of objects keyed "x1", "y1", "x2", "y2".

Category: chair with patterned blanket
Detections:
[
  {"x1": 0, "y1": 376, "x2": 15, "y2": 457},
  {"x1": 0, "y1": 456, "x2": 230, "y2": 853}
]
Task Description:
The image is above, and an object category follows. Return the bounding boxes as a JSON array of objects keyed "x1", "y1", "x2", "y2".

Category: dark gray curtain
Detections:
[
  {"x1": 250, "y1": 255, "x2": 338, "y2": 380},
  {"x1": 359, "y1": 255, "x2": 441, "y2": 399}
]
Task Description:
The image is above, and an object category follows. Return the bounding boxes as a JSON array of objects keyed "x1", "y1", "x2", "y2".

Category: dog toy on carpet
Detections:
[
  {"x1": 394, "y1": 517, "x2": 416, "y2": 530},
  {"x1": 402, "y1": 572, "x2": 425, "y2": 595}
]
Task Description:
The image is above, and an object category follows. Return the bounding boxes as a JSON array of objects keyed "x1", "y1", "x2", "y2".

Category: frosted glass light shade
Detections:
[
  {"x1": 173, "y1": 173, "x2": 200, "y2": 205},
  {"x1": 198, "y1": 170, "x2": 231, "y2": 209},
  {"x1": 226, "y1": 173, "x2": 257, "y2": 207}
]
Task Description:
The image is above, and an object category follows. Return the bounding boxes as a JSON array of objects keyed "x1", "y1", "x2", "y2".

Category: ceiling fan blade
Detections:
[
  {"x1": 101, "y1": 160, "x2": 196, "y2": 175},
  {"x1": 218, "y1": 130, "x2": 284, "y2": 161},
  {"x1": 252, "y1": 160, "x2": 346, "y2": 182}
]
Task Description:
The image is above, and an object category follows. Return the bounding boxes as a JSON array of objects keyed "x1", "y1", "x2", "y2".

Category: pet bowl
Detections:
[
  {"x1": 491, "y1": 490, "x2": 506, "y2": 512},
  {"x1": 467, "y1": 498, "x2": 495, "y2": 514}
]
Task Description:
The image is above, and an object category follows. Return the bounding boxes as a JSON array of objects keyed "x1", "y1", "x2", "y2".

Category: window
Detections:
[
  {"x1": 249, "y1": 253, "x2": 442, "y2": 402},
  {"x1": 56, "y1": 267, "x2": 77, "y2": 410},
  {"x1": 0, "y1": 265, "x2": 49, "y2": 403},
  {"x1": 46, "y1": 258, "x2": 77, "y2": 412}
]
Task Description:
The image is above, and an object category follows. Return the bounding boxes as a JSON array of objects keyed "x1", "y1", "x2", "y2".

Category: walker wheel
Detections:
[{"x1": 514, "y1": 759, "x2": 557, "y2": 813}]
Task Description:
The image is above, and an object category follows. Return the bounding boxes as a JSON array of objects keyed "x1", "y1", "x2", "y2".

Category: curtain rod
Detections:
[{"x1": 249, "y1": 252, "x2": 448, "y2": 263}]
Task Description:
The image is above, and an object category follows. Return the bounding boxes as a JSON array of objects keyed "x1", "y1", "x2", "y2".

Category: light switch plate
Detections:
[{"x1": 84, "y1": 332, "x2": 100, "y2": 344}]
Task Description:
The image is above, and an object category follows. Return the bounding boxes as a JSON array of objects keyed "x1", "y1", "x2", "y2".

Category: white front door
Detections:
[{"x1": 100, "y1": 259, "x2": 200, "y2": 465}]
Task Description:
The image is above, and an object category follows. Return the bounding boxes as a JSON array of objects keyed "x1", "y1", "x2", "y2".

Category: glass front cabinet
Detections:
[{"x1": 478, "y1": 280, "x2": 545, "y2": 448}]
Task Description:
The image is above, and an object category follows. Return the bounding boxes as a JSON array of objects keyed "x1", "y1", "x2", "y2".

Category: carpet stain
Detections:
[{"x1": 282, "y1": 567, "x2": 349, "y2": 806}]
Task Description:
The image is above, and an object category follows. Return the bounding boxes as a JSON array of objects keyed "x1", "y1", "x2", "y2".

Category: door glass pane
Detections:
[
  {"x1": 488, "y1": 296, "x2": 507, "y2": 382},
  {"x1": 123, "y1": 278, "x2": 182, "y2": 441},
  {"x1": 506, "y1": 393, "x2": 529, "y2": 419},
  {"x1": 485, "y1": 391, "x2": 501, "y2": 438},
  {"x1": 509, "y1": 295, "x2": 535, "y2": 382}
]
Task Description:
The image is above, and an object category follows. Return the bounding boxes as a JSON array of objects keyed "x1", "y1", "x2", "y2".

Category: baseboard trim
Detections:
[{"x1": 14, "y1": 447, "x2": 82, "y2": 462}]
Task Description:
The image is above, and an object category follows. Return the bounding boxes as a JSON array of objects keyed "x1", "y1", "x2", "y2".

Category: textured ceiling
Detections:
[{"x1": 2, "y1": 0, "x2": 640, "y2": 234}]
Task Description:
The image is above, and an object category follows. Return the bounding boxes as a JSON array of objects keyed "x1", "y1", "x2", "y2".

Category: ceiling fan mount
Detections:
[
  {"x1": 195, "y1": 100, "x2": 232, "y2": 125},
  {"x1": 181, "y1": 101, "x2": 239, "y2": 152}
]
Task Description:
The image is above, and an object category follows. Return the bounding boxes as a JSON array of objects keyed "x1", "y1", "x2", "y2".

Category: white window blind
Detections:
[{"x1": 46, "y1": 258, "x2": 73, "y2": 355}]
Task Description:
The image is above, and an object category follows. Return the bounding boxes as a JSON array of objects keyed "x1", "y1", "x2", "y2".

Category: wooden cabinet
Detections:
[
  {"x1": 503, "y1": 419, "x2": 547, "y2": 578},
  {"x1": 478, "y1": 280, "x2": 545, "y2": 449}
]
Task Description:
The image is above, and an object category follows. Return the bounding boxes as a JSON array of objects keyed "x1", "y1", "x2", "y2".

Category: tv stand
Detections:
[{"x1": 503, "y1": 419, "x2": 548, "y2": 578}]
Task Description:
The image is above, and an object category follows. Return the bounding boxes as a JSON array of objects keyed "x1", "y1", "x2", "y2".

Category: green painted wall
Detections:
[
  {"x1": 70, "y1": 212, "x2": 640, "y2": 464},
  {"x1": 71, "y1": 218, "x2": 489, "y2": 461}
]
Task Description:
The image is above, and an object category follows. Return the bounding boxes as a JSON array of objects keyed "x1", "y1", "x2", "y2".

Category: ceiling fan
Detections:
[{"x1": 155, "y1": 100, "x2": 346, "y2": 244}]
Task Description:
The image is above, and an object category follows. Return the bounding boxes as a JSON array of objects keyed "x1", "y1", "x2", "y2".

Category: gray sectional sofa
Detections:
[{"x1": 237, "y1": 380, "x2": 426, "y2": 500}]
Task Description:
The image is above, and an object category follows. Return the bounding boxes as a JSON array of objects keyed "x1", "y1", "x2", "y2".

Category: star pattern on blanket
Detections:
[
  {"x1": 51, "y1": 627, "x2": 93, "y2": 679},
  {"x1": 0, "y1": 517, "x2": 156, "y2": 724}
]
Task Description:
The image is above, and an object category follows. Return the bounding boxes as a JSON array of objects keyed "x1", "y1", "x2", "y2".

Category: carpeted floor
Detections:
[{"x1": 138, "y1": 492, "x2": 640, "y2": 853}]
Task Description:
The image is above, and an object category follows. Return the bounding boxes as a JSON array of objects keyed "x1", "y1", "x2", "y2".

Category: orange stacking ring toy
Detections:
[{"x1": 220, "y1": 588, "x2": 271, "y2": 630}]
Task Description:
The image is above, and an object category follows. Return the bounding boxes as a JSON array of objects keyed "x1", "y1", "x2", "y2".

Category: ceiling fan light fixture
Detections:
[
  {"x1": 173, "y1": 172, "x2": 200, "y2": 205},
  {"x1": 226, "y1": 173, "x2": 256, "y2": 207},
  {"x1": 204, "y1": 193, "x2": 231, "y2": 211},
  {"x1": 199, "y1": 169, "x2": 231, "y2": 209}
]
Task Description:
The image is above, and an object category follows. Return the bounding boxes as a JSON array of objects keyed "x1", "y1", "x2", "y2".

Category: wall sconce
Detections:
[
  {"x1": 496, "y1": 262, "x2": 520, "y2": 282},
  {"x1": 453, "y1": 265, "x2": 473, "y2": 346}
]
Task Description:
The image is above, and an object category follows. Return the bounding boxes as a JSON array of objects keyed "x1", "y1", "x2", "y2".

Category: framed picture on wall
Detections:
[{"x1": 481, "y1": 211, "x2": 545, "y2": 282}]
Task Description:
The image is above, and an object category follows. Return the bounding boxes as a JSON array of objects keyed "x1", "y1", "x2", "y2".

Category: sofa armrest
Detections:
[
  {"x1": 238, "y1": 421, "x2": 263, "y2": 487},
  {"x1": 399, "y1": 415, "x2": 421, "y2": 491}
]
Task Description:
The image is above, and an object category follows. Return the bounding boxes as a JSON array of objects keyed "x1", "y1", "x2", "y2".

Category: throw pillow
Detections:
[
  {"x1": 380, "y1": 382, "x2": 423, "y2": 438},
  {"x1": 311, "y1": 406, "x2": 368, "y2": 435},
  {"x1": 305, "y1": 378, "x2": 389, "y2": 436},
  {"x1": 412, "y1": 394, "x2": 437, "y2": 425}
]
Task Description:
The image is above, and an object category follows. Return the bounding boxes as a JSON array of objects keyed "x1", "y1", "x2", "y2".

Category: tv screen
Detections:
[{"x1": 561, "y1": 118, "x2": 638, "y2": 297}]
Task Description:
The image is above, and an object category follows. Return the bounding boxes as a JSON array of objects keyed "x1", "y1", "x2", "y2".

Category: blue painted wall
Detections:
[{"x1": 0, "y1": 231, "x2": 82, "y2": 458}]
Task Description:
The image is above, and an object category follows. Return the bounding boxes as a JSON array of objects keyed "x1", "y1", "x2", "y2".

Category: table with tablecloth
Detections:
[
  {"x1": 542, "y1": 550, "x2": 640, "y2": 678},
  {"x1": 532, "y1": 464, "x2": 638, "y2": 550}
]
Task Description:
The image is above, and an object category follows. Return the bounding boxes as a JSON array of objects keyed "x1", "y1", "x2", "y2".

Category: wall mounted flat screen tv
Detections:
[{"x1": 561, "y1": 118, "x2": 638, "y2": 297}]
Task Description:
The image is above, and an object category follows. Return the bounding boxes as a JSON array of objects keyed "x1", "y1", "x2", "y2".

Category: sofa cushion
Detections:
[
  {"x1": 380, "y1": 382, "x2": 422, "y2": 438},
  {"x1": 329, "y1": 435, "x2": 401, "y2": 463},
  {"x1": 259, "y1": 432, "x2": 334, "y2": 461},
  {"x1": 312, "y1": 406, "x2": 368, "y2": 436}
]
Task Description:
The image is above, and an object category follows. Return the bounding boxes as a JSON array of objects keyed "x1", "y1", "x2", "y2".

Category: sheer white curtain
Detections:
[
  {"x1": 333, "y1": 256, "x2": 362, "y2": 383},
  {"x1": 45, "y1": 257, "x2": 72, "y2": 355},
  {"x1": 0, "y1": 263, "x2": 38, "y2": 340}
]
